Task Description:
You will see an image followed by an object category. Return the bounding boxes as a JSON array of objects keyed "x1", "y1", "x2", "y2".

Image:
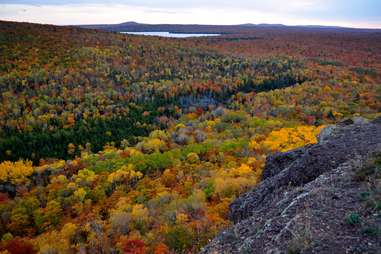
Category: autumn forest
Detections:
[{"x1": 0, "y1": 20, "x2": 380, "y2": 253}]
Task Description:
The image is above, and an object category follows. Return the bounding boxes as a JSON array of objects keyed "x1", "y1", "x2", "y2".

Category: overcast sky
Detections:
[{"x1": 0, "y1": 0, "x2": 380, "y2": 28}]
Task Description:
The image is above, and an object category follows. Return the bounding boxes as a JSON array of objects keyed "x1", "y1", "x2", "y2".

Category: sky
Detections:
[{"x1": 0, "y1": 0, "x2": 380, "y2": 29}]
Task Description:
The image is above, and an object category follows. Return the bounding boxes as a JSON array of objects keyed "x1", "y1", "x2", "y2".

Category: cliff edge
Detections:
[{"x1": 201, "y1": 117, "x2": 381, "y2": 254}]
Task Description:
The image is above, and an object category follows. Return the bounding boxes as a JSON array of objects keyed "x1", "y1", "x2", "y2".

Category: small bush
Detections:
[
  {"x1": 354, "y1": 154, "x2": 381, "y2": 181},
  {"x1": 361, "y1": 226, "x2": 380, "y2": 236},
  {"x1": 165, "y1": 225, "x2": 194, "y2": 252},
  {"x1": 221, "y1": 111, "x2": 247, "y2": 124},
  {"x1": 359, "y1": 192, "x2": 370, "y2": 201},
  {"x1": 346, "y1": 213, "x2": 361, "y2": 225},
  {"x1": 203, "y1": 182, "x2": 214, "y2": 200},
  {"x1": 186, "y1": 153, "x2": 200, "y2": 164},
  {"x1": 214, "y1": 122, "x2": 230, "y2": 133},
  {"x1": 375, "y1": 201, "x2": 381, "y2": 211}
]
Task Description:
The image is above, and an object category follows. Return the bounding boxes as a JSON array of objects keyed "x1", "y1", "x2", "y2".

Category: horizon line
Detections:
[{"x1": 2, "y1": 19, "x2": 381, "y2": 30}]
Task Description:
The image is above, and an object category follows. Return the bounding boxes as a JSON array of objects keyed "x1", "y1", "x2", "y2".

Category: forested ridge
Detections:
[
  {"x1": 0, "y1": 20, "x2": 380, "y2": 253},
  {"x1": 0, "y1": 21, "x2": 309, "y2": 163}
]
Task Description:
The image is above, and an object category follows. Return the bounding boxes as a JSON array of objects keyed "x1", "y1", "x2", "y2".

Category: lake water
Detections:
[{"x1": 121, "y1": 31, "x2": 220, "y2": 38}]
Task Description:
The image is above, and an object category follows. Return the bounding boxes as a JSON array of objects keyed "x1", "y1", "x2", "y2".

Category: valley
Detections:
[{"x1": 0, "y1": 20, "x2": 380, "y2": 253}]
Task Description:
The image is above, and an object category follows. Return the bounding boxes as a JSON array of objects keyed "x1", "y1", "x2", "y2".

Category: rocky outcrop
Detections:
[{"x1": 200, "y1": 117, "x2": 381, "y2": 254}]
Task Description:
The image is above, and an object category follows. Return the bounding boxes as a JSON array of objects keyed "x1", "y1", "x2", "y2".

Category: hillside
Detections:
[
  {"x1": 201, "y1": 117, "x2": 381, "y2": 253},
  {"x1": 79, "y1": 22, "x2": 378, "y2": 33},
  {"x1": 0, "y1": 20, "x2": 380, "y2": 253}
]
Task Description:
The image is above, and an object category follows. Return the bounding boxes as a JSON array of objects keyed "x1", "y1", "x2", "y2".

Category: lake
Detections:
[{"x1": 121, "y1": 31, "x2": 220, "y2": 38}]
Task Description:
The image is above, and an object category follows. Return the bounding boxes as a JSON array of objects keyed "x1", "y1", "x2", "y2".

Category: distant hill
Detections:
[
  {"x1": 119, "y1": 21, "x2": 140, "y2": 25},
  {"x1": 241, "y1": 23, "x2": 285, "y2": 27},
  {"x1": 79, "y1": 21, "x2": 377, "y2": 34},
  {"x1": 80, "y1": 22, "x2": 244, "y2": 34}
]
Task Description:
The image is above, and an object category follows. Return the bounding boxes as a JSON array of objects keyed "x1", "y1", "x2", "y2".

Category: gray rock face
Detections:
[{"x1": 200, "y1": 117, "x2": 381, "y2": 254}]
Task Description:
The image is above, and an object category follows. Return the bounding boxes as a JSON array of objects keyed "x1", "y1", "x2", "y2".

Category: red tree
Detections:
[
  {"x1": 123, "y1": 239, "x2": 146, "y2": 254},
  {"x1": 4, "y1": 238, "x2": 36, "y2": 254}
]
